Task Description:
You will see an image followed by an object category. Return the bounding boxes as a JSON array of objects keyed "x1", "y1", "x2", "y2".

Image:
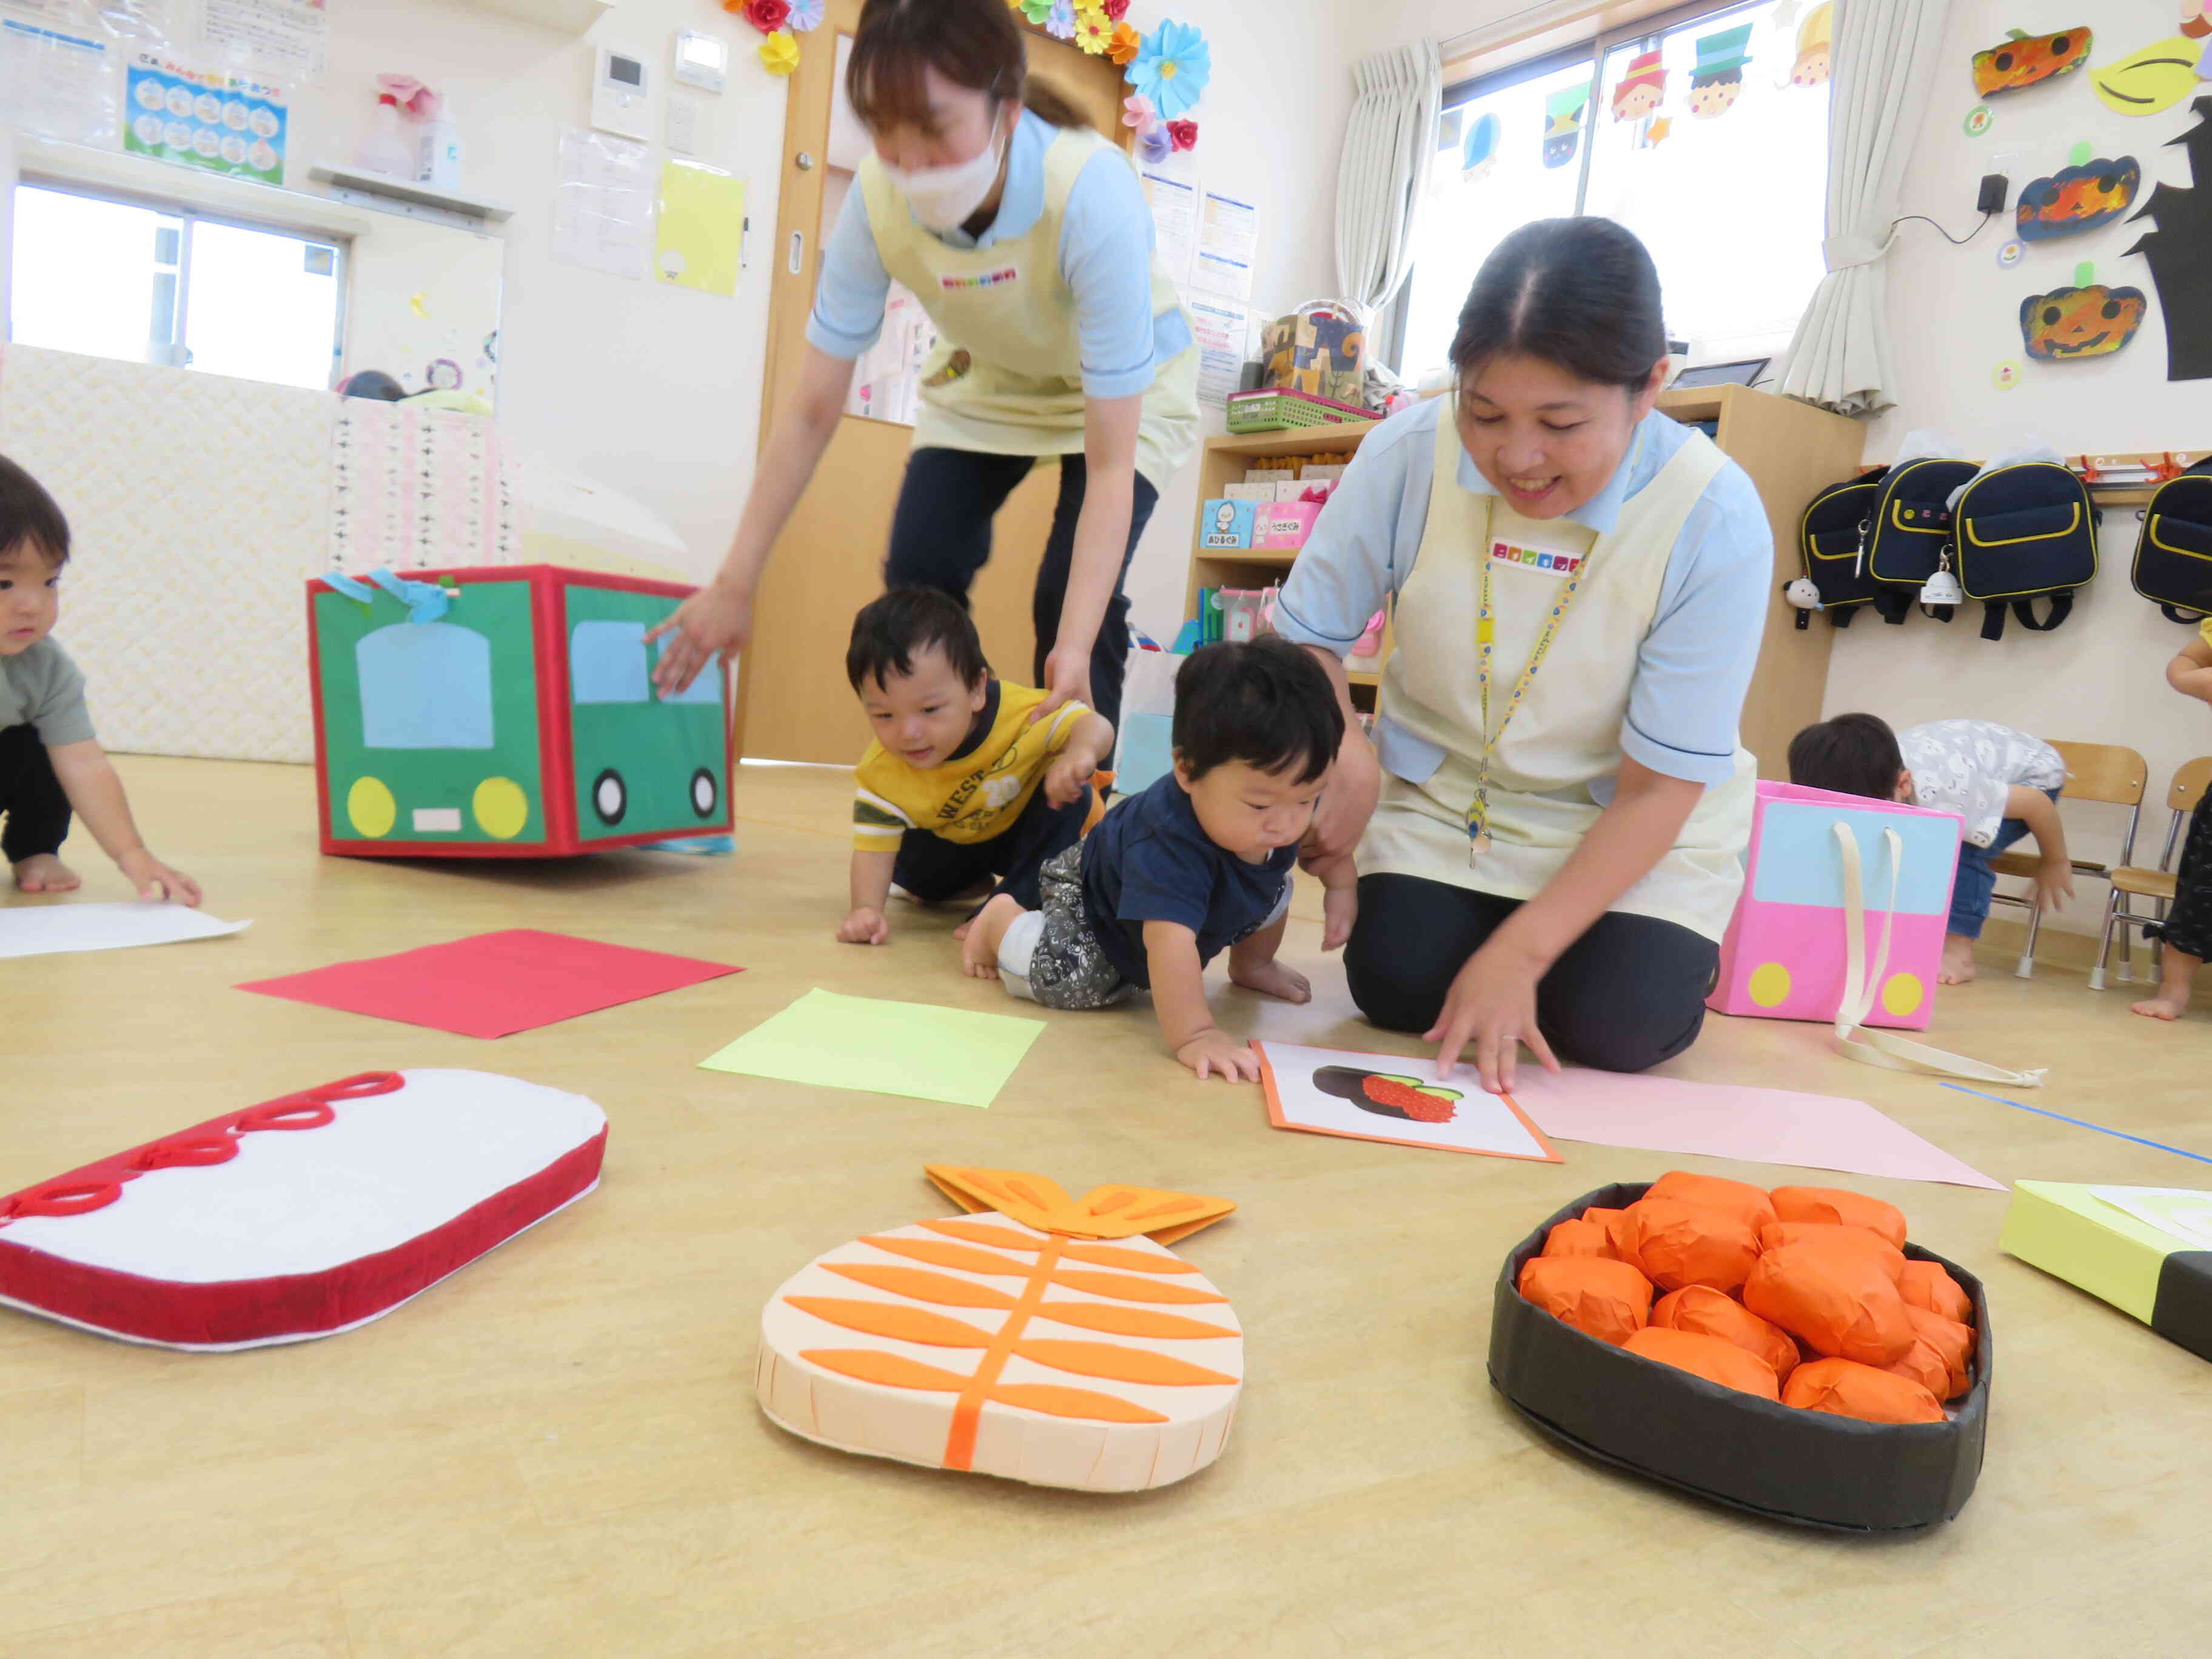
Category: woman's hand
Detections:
[
  {"x1": 1426, "y1": 932, "x2": 1560, "y2": 1094},
  {"x1": 647, "y1": 580, "x2": 752, "y2": 697},
  {"x1": 1034, "y1": 643, "x2": 1094, "y2": 726}
]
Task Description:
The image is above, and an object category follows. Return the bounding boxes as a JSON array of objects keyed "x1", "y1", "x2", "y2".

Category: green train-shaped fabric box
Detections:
[
  {"x1": 2000, "y1": 1181, "x2": 2212, "y2": 1363},
  {"x1": 308, "y1": 565, "x2": 731, "y2": 857}
]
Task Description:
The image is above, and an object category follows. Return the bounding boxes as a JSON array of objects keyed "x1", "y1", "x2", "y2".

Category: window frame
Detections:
[
  {"x1": 1382, "y1": 0, "x2": 1790, "y2": 371},
  {"x1": 9, "y1": 174, "x2": 351, "y2": 386}
]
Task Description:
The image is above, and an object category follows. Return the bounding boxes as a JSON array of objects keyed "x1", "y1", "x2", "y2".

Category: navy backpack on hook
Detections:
[
  {"x1": 1866, "y1": 458, "x2": 1980, "y2": 624},
  {"x1": 2133, "y1": 460, "x2": 2212, "y2": 624},
  {"x1": 1793, "y1": 468, "x2": 1889, "y2": 626},
  {"x1": 1951, "y1": 461, "x2": 2100, "y2": 639}
]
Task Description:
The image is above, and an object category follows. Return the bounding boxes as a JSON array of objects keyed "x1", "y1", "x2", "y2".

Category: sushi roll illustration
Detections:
[{"x1": 1312, "y1": 1065, "x2": 1464, "y2": 1124}]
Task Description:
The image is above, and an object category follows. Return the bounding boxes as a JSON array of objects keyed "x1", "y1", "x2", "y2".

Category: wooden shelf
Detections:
[
  {"x1": 1194, "y1": 547, "x2": 1299, "y2": 568},
  {"x1": 1202, "y1": 421, "x2": 1378, "y2": 461}
]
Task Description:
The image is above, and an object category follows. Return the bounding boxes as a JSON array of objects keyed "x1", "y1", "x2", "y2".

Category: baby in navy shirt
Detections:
[{"x1": 964, "y1": 637, "x2": 1355, "y2": 1080}]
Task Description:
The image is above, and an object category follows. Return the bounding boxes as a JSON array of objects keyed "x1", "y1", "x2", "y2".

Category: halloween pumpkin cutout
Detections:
[
  {"x1": 1973, "y1": 27, "x2": 2093, "y2": 96},
  {"x1": 2017, "y1": 156, "x2": 2141, "y2": 240},
  {"x1": 2020, "y1": 283, "x2": 2148, "y2": 360},
  {"x1": 1312, "y1": 1064, "x2": 1463, "y2": 1124},
  {"x1": 757, "y1": 1167, "x2": 1242, "y2": 1492}
]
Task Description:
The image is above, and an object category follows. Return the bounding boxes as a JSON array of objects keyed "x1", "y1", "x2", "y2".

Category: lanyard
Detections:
[{"x1": 1467, "y1": 543, "x2": 1589, "y2": 862}]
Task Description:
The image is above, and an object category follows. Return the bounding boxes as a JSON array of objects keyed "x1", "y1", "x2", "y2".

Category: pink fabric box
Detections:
[
  {"x1": 1708, "y1": 782, "x2": 1963, "y2": 1031},
  {"x1": 1254, "y1": 501, "x2": 1322, "y2": 550}
]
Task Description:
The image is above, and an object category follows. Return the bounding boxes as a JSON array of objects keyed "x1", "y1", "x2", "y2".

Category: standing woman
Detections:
[
  {"x1": 651, "y1": 0, "x2": 1198, "y2": 736},
  {"x1": 1277, "y1": 219, "x2": 1771, "y2": 1091}
]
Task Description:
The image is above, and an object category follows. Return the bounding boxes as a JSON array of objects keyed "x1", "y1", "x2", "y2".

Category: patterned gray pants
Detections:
[{"x1": 1000, "y1": 842, "x2": 1134, "y2": 1010}]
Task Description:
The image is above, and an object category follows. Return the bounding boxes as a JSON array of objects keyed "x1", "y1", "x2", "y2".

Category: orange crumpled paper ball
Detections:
[
  {"x1": 1783, "y1": 1356, "x2": 1945, "y2": 1423},
  {"x1": 1518, "y1": 1255, "x2": 1654, "y2": 1347},
  {"x1": 1647, "y1": 1170, "x2": 1780, "y2": 1233},
  {"x1": 1770, "y1": 1186, "x2": 1908, "y2": 1248},
  {"x1": 1581, "y1": 1206, "x2": 1635, "y2": 1255},
  {"x1": 1898, "y1": 1259, "x2": 1973, "y2": 1324},
  {"x1": 1904, "y1": 1305, "x2": 1974, "y2": 1398},
  {"x1": 1618, "y1": 1197, "x2": 1761, "y2": 1293},
  {"x1": 1541, "y1": 1218, "x2": 1618, "y2": 1259},
  {"x1": 1652, "y1": 1284, "x2": 1800, "y2": 1380},
  {"x1": 1743, "y1": 1239, "x2": 1915, "y2": 1366},
  {"x1": 1624, "y1": 1326, "x2": 1781, "y2": 1399},
  {"x1": 1758, "y1": 1221, "x2": 1907, "y2": 1283}
]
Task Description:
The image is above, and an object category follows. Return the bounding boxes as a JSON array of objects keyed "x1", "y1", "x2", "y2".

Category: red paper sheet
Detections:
[{"x1": 238, "y1": 929, "x2": 742, "y2": 1038}]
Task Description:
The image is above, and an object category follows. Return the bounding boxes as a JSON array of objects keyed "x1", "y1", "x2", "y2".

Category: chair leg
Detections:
[
  {"x1": 2014, "y1": 903, "x2": 2039, "y2": 979},
  {"x1": 2119, "y1": 902, "x2": 2135, "y2": 984},
  {"x1": 2090, "y1": 890, "x2": 2121, "y2": 991}
]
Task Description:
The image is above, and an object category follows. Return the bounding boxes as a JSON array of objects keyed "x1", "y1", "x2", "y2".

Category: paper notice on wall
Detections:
[
  {"x1": 553, "y1": 127, "x2": 654, "y2": 281},
  {"x1": 124, "y1": 51, "x2": 284, "y2": 183},
  {"x1": 0, "y1": 18, "x2": 116, "y2": 146},
  {"x1": 1140, "y1": 165, "x2": 1198, "y2": 287},
  {"x1": 201, "y1": 0, "x2": 327, "y2": 82},
  {"x1": 1193, "y1": 190, "x2": 1259, "y2": 303},
  {"x1": 654, "y1": 159, "x2": 745, "y2": 297},
  {"x1": 1188, "y1": 295, "x2": 1250, "y2": 406}
]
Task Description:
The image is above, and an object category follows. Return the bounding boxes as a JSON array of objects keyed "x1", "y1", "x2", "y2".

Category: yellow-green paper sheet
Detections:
[
  {"x1": 699, "y1": 988, "x2": 1045, "y2": 1108},
  {"x1": 655, "y1": 160, "x2": 745, "y2": 297}
]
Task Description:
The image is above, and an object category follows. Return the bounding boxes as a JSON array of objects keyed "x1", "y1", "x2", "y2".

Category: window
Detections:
[
  {"x1": 8, "y1": 183, "x2": 345, "y2": 390},
  {"x1": 357, "y1": 623, "x2": 493, "y2": 751},
  {"x1": 1395, "y1": 0, "x2": 1831, "y2": 382}
]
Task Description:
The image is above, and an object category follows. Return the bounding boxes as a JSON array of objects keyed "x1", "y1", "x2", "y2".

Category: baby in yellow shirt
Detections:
[{"x1": 840, "y1": 587, "x2": 1114, "y2": 948}]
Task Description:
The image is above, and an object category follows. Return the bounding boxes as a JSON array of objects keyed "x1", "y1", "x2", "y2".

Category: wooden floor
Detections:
[{"x1": 5, "y1": 756, "x2": 2210, "y2": 1659}]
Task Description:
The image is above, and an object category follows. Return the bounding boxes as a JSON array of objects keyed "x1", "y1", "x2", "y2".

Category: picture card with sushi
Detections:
[
  {"x1": 239, "y1": 929, "x2": 742, "y2": 1039},
  {"x1": 699, "y1": 988, "x2": 1044, "y2": 1110},
  {"x1": 757, "y1": 1166, "x2": 1242, "y2": 1492},
  {"x1": 1254, "y1": 1042, "x2": 1561, "y2": 1161},
  {"x1": 0, "y1": 901, "x2": 250, "y2": 960},
  {"x1": 0, "y1": 1070, "x2": 607, "y2": 1350}
]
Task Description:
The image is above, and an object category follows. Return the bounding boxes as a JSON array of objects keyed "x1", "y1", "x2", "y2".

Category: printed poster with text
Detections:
[{"x1": 125, "y1": 52, "x2": 287, "y2": 186}]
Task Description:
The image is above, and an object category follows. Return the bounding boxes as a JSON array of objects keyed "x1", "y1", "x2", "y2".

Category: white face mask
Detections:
[{"x1": 882, "y1": 107, "x2": 1008, "y2": 233}]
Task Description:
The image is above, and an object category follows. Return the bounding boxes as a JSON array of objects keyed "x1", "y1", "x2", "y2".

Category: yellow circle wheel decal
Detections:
[
  {"x1": 1882, "y1": 972, "x2": 1926, "y2": 1018},
  {"x1": 1748, "y1": 961, "x2": 1792, "y2": 1008},
  {"x1": 473, "y1": 777, "x2": 529, "y2": 840},
  {"x1": 346, "y1": 776, "x2": 396, "y2": 839}
]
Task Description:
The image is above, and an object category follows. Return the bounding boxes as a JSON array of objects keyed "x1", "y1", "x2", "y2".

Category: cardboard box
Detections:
[
  {"x1": 1489, "y1": 1182, "x2": 1991, "y2": 1532},
  {"x1": 2001, "y1": 1181, "x2": 2212, "y2": 1362},
  {"x1": 1223, "y1": 481, "x2": 1278, "y2": 503}
]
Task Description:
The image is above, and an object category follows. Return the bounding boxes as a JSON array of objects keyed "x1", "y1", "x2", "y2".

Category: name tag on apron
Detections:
[
  {"x1": 940, "y1": 266, "x2": 1020, "y2": 292},
  {"x1": 1489, "y1": 538, "x2": 1585, "y2": 579}
]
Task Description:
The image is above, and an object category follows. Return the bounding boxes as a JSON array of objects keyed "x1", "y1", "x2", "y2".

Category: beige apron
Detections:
[
  {"x1": 859, "y1": 127, "x2": 1200, "y2": 488},
  {"x1": 1359, "y1": 408, "x2": 1754, "y2": 942}
]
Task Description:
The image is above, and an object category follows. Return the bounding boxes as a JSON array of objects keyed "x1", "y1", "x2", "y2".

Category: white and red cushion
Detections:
[{"x1": 0, "y1": 1068, "x2": 606, "y2": 1350}]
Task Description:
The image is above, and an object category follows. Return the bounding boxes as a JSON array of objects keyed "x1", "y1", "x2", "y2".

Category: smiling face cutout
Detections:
[{"x1": 2019, "y1": 284, "x2": 2148, "y2": 360}]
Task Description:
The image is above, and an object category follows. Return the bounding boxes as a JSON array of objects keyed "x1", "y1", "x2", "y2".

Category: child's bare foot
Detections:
[
  {"x1": 1231, "y1": 956, "x2": 1311, "y2": 1004},
  {"x1": 11, "y1": 853, "x2": 79, "y2": 894},
  {"x1": 1939, "y1": 934, "x2": 1978, "y2": 985},
  {"x1": 963, "y1": 893, "x2": 1023, "y2": 980},
  {"x1": 2131, "y1": 989, "x2": 2191, "y2": 1021}
]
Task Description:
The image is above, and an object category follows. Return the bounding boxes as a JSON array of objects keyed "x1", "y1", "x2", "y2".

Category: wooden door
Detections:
[{"x1": 736, "y1": 2, "x2": 1131, "y2": 762}]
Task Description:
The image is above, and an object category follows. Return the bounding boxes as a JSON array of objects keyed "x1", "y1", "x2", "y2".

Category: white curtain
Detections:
[
  {"x1": 1778, "y1": 0, "x2": 1954, "y2": 415},
  {"x1": 1335, "y1": 40, "x2": 1443, "y2": 312}
]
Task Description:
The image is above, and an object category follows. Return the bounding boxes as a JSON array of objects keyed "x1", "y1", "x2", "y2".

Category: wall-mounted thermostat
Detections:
[
  {"x1": 592, "y1": 47, "x2": 653, "y2": 141},
  {"x1": 673, "y1": 30, "x2": 728, "y2": 95}
]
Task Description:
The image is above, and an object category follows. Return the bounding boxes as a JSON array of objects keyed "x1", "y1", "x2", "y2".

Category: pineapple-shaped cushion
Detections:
[{"x1": 757, "y1": 1166, "x2": 1242, "y2": 1492}]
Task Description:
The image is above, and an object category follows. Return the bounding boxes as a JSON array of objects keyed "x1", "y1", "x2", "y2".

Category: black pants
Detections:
[
  {"x1": 885, "y1": 447, "x2": 1160, "y2": 737},
  {"x1": 891, "y1": 780, "x2": 1093, "y2": 913},
  {"x1": 0, "y1": 725, "x2": 71, "y2": 863},
  {"x1": 2150, "y1": 797, "x2": 2212, "y2": 962},
  {"x1": 1344, "y1": 873, "x2": 1718, "y2": 1074}
]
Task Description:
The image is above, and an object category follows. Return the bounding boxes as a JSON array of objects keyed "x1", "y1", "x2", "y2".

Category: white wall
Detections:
[{"x1": 1823, "y1": 0, "x2": 2211, "y2": 917}]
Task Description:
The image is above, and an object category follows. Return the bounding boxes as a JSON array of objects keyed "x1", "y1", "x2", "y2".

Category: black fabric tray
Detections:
[{"x1": 1487, "y1": 1182, "x2": 1991, "y2": 1532}]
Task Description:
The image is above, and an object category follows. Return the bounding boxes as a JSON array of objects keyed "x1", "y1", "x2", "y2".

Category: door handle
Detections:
[{"x1": 788, "y1": 231, "x2": 805, "y2": 275}]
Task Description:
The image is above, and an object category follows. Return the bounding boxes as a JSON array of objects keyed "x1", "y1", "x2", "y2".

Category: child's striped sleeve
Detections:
[{"x1": 853, "y1": 786, "x2": 913, "y2": 852}]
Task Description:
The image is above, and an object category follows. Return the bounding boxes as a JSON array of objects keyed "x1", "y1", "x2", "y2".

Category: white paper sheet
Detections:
[
  {"x1": 1139, "y1": 166, "x2": 1198, "y2": 287},
  {"x1": 0, "y1": 16, "x2": 116, "y2": 147},
  {"x1": 1256, "y1": 1042, "x2": 1559, "y2": 1162},
  {"x1": 1187, "y1": 296, "x2": 1250, "y2": 406},
  {"x1": 552, "y1": 127, "x2": 654, "y2": 281},
  {"x1": 2091, "y1": 1186, "x2": 2212, "y2": 1251},
  {"x1": 201, "y1": 0, "x2": 327, "y2": 82},
  {"x1": 1193, "y1": 190, "x2": 1259, "y2": 302},
  {"x1": 0, "y1": 902, "x2": 251, "y2": 960}
]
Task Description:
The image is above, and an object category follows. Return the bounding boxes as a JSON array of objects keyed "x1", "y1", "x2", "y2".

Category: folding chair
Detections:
[
  {"x1": 2092, "y1": 756, "x2": 2212, "y2": 991},
  {"x1": 1985, "y1": 740, "x2": 2147, "y2": 980}
]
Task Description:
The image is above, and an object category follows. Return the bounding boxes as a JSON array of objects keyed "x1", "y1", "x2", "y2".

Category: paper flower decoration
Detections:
[
  {"x1": 1108, "y1": 21, "x2": 1142, "y2": 63},
  {"x1": 1128, "y1": 20, "x2": 1212, "y2": 120},
  {"x1": 375, "y1": 74, "x2": 440, "y2": 119},
  {"x1": 1075, "y1": 10, "x2": 1113, "y2": 53},
  {"x1": 1168, "y1": 118, "x2": 1198, "y2": 152},
  {"x1": 736, "y1": 0, "x2": 791, "y2": 33},
  {"x1": 759, "y1": 28, "x2": 800, "y2": 75},
  {"x1": 1018, "y1": 0, "x2": 1054, "y2": 24},
  {"x1": 1102, "y1": 0, "x2": 1129, "y2": 16},
  {"x1": 1122, "y1": 91, "x2": 1157, "y2": 129},
  {"x1": 1137, "y1": 122, "x2": 1173, "y2": 163},
  {"x1": 1045, "y1": 0, "x2": 1076, "y2": 39},
  {"x1": 787, "y1": 0, "x2": 824, "y2": 29}
]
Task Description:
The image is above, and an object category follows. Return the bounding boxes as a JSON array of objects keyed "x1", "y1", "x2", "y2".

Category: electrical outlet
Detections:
[{"x1": 1977, "y1": 173, "x2": 2009, "y2": 215}]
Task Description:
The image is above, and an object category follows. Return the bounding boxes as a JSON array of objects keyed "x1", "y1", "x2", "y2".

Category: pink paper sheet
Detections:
[{"x1": 1499, "y1": 1067, "x2": 2002, "y2": 1191}]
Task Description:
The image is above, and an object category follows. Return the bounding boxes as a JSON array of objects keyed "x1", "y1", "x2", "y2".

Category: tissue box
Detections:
[
  {"x1": 2001, "y1": 1181, "x2": 2212, "y2": 1363},
  {"x1": 1200, "y1": 500, "x2": 1258, "y2": 550}
]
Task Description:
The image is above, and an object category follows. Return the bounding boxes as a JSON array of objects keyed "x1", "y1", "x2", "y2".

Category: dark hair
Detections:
[
  {"x1": 1449, "y1": 218, "x2": 1667, "y2": 398},
  {"x1": 846, "y1": 586, "x2": 989, "y2": 693},
  {"x1": 0, "y1": 454, "x2": 70, "y2": 568},
  {"x1": 849, "y1": 0, "x2": 1091, "y2": 136},
  {"x1": 1691, "y1": 69, "x2": 1743, "y2": 89},
  {"x1": 1788, "y1": 713, "x2": 1906, "y2": 800},
  {"x1": 1173, "y1": 637, "x2": 1344, "y2": 786},
  {"x1": 338, "y1": 369, "x2": 407, "y2": 401}
]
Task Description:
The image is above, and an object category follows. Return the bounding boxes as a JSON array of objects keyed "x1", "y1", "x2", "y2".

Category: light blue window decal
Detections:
[
  {"x1": 356, "y1": 622, "x2": 492, "y2": 749},
  {"x1": 570, "y1": 620, "x2": 651, "y2": 705},
  {"x1": 654, "y1": 640, "x2": 725, "y2": 705}
]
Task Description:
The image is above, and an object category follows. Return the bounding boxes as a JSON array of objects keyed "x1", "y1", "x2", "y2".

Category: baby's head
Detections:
[
  {"x1": 1788, "y1": 712, "x2": 1912, "y2": 803},
  {"x1": 846, "y1": 586, "x2": 990, "y2": 771},
  {"x1": 0, "y1": 454, "x2": 70, "y2": 660},
  {"x1": 1171, "y1": 637, "x2": 1345, "y2": 862}
]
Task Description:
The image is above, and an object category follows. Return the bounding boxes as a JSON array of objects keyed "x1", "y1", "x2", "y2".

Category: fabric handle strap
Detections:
[{"x1": 1830, "y1": 822, "x2": 2047, "y2": 1087}]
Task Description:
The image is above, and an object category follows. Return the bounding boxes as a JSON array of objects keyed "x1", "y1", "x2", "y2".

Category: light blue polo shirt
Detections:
[
  {"x1": 807, "y1": 109, "x2": 1190, "y2": 400},
  {"x1": 1273, "y1": 397, "x2": 1771, "y2": 787}
]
